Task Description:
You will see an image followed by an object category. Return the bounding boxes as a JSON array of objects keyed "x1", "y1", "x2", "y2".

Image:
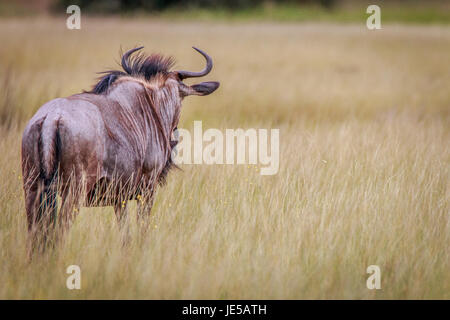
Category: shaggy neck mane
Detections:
[
  {"x1": 85, "y1": 48, "x2": 179, "y2": 185},
  {"x1": 89, "y1": 49, "x2": 175, "y2": 94}
]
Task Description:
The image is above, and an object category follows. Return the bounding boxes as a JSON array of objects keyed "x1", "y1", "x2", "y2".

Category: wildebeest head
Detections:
[
  {"x1": 91, "y1": 46, "x2": 219, "y2": 137},
  {"x1": 121, "y1": 46, "x2": 219, "y2": 97},
  {"x1": 93, "y1": 46, "x2": 219, "y2": 96}
]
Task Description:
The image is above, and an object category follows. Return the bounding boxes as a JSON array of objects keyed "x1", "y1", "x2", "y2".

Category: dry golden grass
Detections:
[{"x1": 0, "y1": 17, "x2": 449, "y2": 299}]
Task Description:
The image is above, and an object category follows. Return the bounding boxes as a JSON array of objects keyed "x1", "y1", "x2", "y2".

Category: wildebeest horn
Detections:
[
  {"x1": 177, "y1": 47, "x2": 213, "y2": 80},
  {"x1": 121, "y1": 46, "x2": 144, "y2": 74}
]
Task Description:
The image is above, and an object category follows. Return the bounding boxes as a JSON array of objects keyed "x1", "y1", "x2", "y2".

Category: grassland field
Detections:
[{"x1": 0, "y1": 16, "x2": 449, "y2": 299}]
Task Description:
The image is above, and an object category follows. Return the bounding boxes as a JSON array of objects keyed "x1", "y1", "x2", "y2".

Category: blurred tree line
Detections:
[{"x1": 55, "y1": 0, "x2": 337, "y2": 13}]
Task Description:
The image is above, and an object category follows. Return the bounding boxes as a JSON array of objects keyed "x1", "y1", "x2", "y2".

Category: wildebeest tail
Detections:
[{"x1": 37, "y1": 115, "x2": 61, "y2": 227}]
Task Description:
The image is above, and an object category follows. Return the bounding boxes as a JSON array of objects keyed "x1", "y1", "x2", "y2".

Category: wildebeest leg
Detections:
[
  {"x1": 56, "y1": 189, "x2": 80, "y2": 245},
  {"x1": 25, "y1": 180, "x2": 57, "y2": 255},
  {"x1": 24, "y1": 186, "x2": 42, "y2": 255},
  {"x1": 136, "y1": 191, "x2": 155, "y2": 236},
  {"x1": 114, "y1": 201, "x2": 130, "y2": 245}
]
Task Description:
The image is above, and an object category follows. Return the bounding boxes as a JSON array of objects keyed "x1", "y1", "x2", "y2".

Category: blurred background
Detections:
[{"x1": 1, "y1": 0, "x2": 449, "y2": 23}]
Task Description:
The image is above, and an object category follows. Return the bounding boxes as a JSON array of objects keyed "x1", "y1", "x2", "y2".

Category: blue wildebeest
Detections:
[{"x1": 21, "y1": 47, "x2": 219, "y2": 251}]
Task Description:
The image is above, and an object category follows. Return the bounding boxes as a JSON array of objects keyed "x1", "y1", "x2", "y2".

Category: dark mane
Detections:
[{"x1": 89, "y1": 48, "x2": 176, "y2": 94}]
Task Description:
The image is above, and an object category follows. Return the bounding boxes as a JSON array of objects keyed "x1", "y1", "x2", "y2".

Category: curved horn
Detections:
[
  {"x1": 177, "y1": 47, "x2": 213, "y2": 80},
  {"x1": 121, "y1": 46, "x2": 144, "y2": 74}
]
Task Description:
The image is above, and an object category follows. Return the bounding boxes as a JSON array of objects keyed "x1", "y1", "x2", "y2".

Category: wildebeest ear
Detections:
[{"x1": 189, "y1": 81, "x2": 220, "y2": 96}]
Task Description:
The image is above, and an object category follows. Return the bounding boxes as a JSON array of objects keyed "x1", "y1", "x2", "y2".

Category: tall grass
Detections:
[{"x1": 0, "y1": 17, "x2": 449, "y2": 299}]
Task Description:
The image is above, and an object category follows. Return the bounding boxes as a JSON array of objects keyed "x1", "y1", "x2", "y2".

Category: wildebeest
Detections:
[{"x1": 21, "y1": 46, "x2": 219, "y2": 250}]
